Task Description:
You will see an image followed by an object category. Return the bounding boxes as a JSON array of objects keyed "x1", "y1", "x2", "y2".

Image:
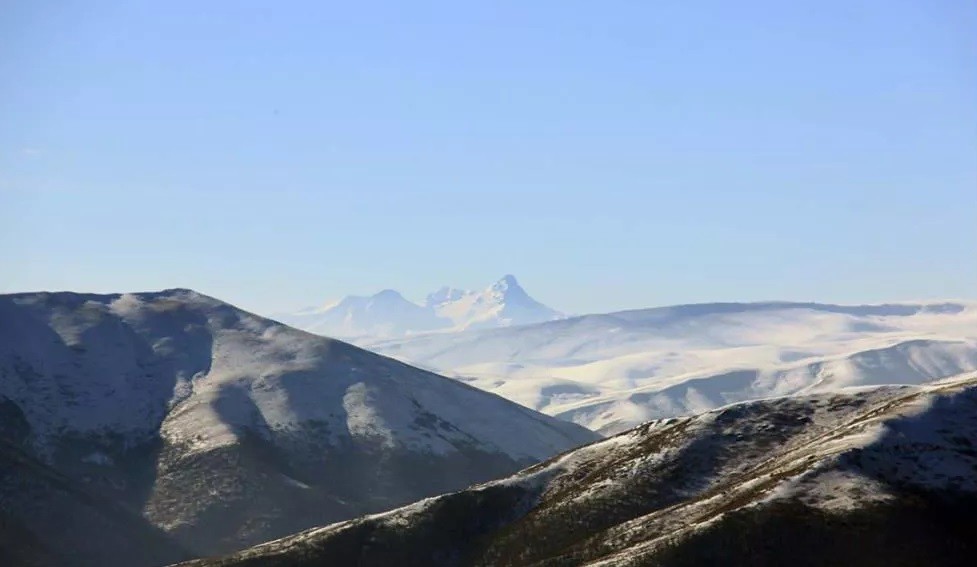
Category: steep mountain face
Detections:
[
  {"x1": 180, "y1": 373, "x2": 977, "y2": 567},
  {"x1": 367, "y1": 301, "x2": 977, "y2": 433},
  {"x1": 275, "y1": 275, "x2": 562, "y2": 339},
  {"x1": 0, "y1": 290, "x2": 596, "y2": 564},
  {"x1": 425, "y1": 287, "x2": 469, "y2": 308}
]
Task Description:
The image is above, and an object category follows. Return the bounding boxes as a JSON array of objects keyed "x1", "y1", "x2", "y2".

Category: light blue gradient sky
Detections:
[{"x1": 2, "y1": 1, "x2": 975, "y2": 315}]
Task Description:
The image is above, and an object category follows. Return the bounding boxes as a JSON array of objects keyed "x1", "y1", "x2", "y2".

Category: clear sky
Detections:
[{"x1": 2, "y1": 1, "x2": 975, "y2": 316}]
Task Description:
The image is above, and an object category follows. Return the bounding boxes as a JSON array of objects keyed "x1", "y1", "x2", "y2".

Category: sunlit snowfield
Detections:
[{"x1": 360, "y1": 301, "x2": 977, "y2": 433}]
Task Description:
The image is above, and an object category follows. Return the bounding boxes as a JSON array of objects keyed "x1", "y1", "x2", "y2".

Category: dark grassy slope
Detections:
[
  {"x1": 0, "y1": 438, "x2": 189, "y2": 567},
  {"x1": 648, "y1": 495, "x2": 977, "y2": 567}
]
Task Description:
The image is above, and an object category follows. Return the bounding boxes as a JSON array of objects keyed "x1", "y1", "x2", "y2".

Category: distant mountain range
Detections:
[
  {"x1": 274, "y1": 283, "x2": 977, "y2": 436},
  {"x1": 274, "y1": 275, "x2": 562, "y2": 339},
  {"x1": 0, "y1": 290, "x2": 595, "y2": 566},
  {"x1": 365, "y1": 300, "x2": 977, "y2": 434},
  {"x1": 184, "y1": 372, "x2": 977, "y2": 567}
]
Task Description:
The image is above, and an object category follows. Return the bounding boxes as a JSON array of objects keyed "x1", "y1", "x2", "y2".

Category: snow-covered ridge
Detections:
[
  {"x1": 274, "y1": 274, "x2": 563, "y2": 339},
  {"x1": 0, "y1": 288, "x2": 592, "y2": 459},
  {"x1": 0, "y1": 289, "x2": 596, "y2": 556}
]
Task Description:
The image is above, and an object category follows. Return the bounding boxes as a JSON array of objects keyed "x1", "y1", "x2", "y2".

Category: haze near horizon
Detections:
[{"x1": 2, "y1": 1, "x2": 975, "y2": 315}]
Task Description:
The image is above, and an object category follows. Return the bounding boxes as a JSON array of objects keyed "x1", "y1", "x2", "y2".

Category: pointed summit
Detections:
[
  {"x1": 278, "y1": 276, "x2": 563, "y2": 339},
  {"x1": 490, "y1": 274, "x2": 523, "y2": 294},
  {"x1": 372, "y1": 289, "x2": 408, "y2": 302},
  {"x1": 485, "y1": 275, "x2": 534, "y2": 306},
  {"x1": 498, "y1": 274, "x2": 519, "y2": 286},
  {"x1": 432, "y1": 275, "x2": 562, "y2": 331}
]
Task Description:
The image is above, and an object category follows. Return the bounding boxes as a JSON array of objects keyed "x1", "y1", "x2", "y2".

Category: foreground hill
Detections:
[
  {"x1": 0, "y1": 290, "x2": 596, "y2": 565},
  {"x1": 368, "y1": 300, "x2": 977, "y2": 432},
  {"x1": 183, "y1": 372, "x2": 977, "y2": 567}
]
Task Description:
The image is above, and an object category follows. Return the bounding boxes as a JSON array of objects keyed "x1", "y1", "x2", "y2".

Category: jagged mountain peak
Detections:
[
  {"x1": 278, "y1": 275, "x2": 562, "y2": 339},
  {"x1": 424, "y1": 286, "x2": 469, "y2": 308},
  {"x1": 485, "y1": 274, "x2": 530, "y2": 300},
  {"x1": 492, "y1": 273, "x2": 520, "y2": 289},
  {"x1": 504, "y1": 274, "x2": 548, "y2": 298}
]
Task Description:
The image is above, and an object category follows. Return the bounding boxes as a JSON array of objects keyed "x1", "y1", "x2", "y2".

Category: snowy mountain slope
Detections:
[
  {"x1": 0, "y1": 290, "x2": 596, "y2": 561},
  {"x1": 366, "y1": 301, "x2": 977, "y2": 433},
  {"x1": 275, "y1": 275, "x2": 562, "y2": 338},
  {"x1": 178, "y1": 372, "x2": 977, "y2": 567}
]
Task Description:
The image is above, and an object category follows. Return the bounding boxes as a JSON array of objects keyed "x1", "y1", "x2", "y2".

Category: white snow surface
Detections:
[
  {"x1": 363, "y1": 300, "x2": 977, "y2": 433},
  {"x1": 0, "y1": 289, "x2": 595, "y2": 460},
  {"x1": 274, "y1": 275, "x2": 563, "y2": 339}
]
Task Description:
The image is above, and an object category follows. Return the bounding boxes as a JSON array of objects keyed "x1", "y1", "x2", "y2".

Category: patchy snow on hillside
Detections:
[
  {"x1": 1, "y1": 288, "x2": 599, "y2": 558},
  {"x1": 1, "y1": 289, "x2": 595, "y2": 462},
  {"x1": 182, "y1": 372, "x2": 977, "y2": 567}
]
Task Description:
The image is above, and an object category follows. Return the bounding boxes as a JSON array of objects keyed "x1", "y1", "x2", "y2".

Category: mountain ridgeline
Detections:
[{"x1": 0, "y1": 290, "x2": 596, "y2": 566}]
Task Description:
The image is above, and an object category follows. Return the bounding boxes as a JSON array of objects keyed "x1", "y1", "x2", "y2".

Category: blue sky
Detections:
[{"x1": 2, "y1": 1, "x2": 975, "y2": 315}]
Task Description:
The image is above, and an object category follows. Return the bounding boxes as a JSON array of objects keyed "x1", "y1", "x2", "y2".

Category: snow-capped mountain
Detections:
[
  {"x1": 183, "y1": 372, "x2": 977, "y2": 567},
  {"x1": 0, "y1": 290, "x2": 596, "y2": 564},
  {"x1": 429, "y1": 274, "x2": 562, "y2": 331},
  {"x1": 366, "y1": 301, "x2": 977, "y2": 433},
  {"x1": 275, "y1": 275, "x2": 562, "y2": 339},
  {"x1": 280, "y1": 289, "x2": 447, "y2": 338}
]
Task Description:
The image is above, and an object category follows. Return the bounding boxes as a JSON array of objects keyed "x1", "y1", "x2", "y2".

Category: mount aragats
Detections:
[
  {"x1": 274, "y1": 275, "x2": 562, "y2": 339},
  {"x1": 0, "y1": 290, "x2": 595, "y2": 566}
]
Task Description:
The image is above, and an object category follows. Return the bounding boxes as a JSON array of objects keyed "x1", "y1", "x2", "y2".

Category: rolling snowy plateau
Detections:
[
  {"x1": 0, "y1": 290, "x2": 596, "y2": 566},
  {"x1": 362, "y1": 300, "x2": 977, "y2": 434},
  {"x1": 182, "y1": 372, "x2": 977, "y2": 567}
]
